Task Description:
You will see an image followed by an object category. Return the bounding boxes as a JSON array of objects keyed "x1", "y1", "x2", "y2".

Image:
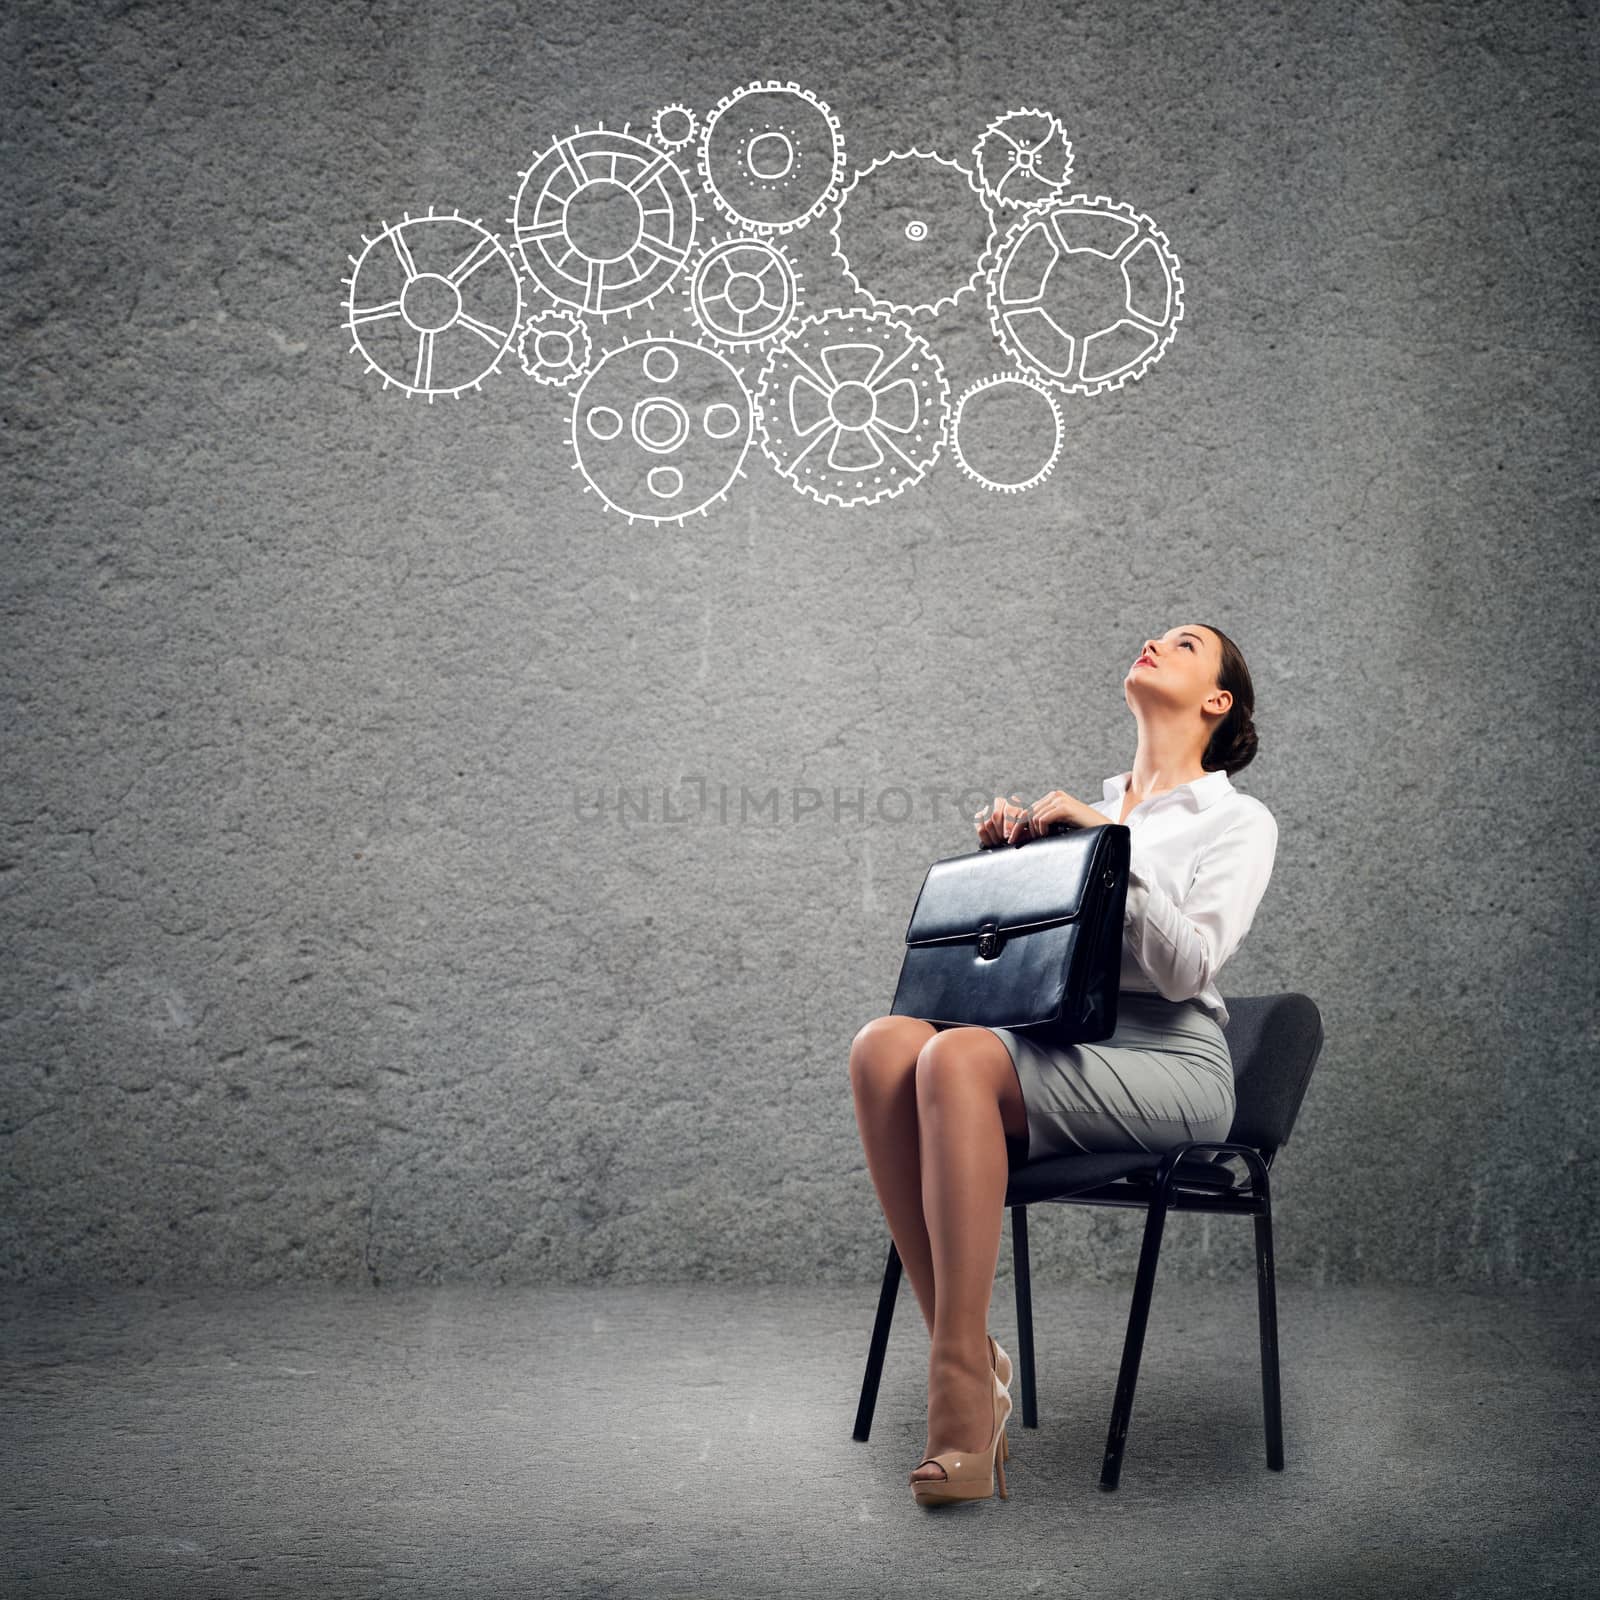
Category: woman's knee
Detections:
[
  {"x1": 914, "y1": 1029, "x2": 1029, "y2": 1146},
  {"x1": 912, "y1": 1026, "x2": 995, "y2": 1102},
  {"x1": 849, "y1": 1014, "x2": 933, "y2": 1091}
]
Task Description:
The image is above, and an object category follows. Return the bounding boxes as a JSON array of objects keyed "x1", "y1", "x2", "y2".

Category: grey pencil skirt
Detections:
[{"x1": 967, "y1": 991, "x2": 1236, "y2": 1166}]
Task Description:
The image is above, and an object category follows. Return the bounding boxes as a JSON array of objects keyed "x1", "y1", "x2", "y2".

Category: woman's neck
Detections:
[{"x1": 1127, "y1": 746, "x2": 1208, "y2": 800}]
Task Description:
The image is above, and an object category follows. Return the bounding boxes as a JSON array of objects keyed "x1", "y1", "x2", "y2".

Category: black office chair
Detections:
[{"x1": 851, "y1": 992, "x2": 1324, "y2": 1489}]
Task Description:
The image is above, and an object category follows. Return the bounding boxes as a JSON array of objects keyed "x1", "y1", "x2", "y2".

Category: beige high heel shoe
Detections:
[
  {"x1": 988, "y1": 1332, "x2": 1013, "y2": 1400},
  {"x1": 987, "y1": 1332, "x2": 1013, "y2": 1466},
  {"x1": 910, "y1": 1355, "x2": 1014, "y2": 1506}
]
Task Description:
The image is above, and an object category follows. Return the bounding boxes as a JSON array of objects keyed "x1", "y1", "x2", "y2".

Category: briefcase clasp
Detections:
[{"x1": 975, "y1": 920, "x2": 1004, "y2": 961}]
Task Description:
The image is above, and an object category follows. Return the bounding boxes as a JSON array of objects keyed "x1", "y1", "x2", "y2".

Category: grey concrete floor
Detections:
[{"x1": 1, "y1": 1279, "x2": 1595, "y2": 1598}]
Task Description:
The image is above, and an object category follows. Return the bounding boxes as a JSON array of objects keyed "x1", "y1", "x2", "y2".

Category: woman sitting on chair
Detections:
[{"x1": 849, "y1": 622, "x2": 1279, "y2": 1506}]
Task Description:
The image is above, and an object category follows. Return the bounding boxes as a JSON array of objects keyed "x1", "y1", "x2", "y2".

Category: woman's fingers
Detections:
[
  {"x1": 974, "y1": 793, "x2": 1006, "y2": 848},
  {"x1": 994, "y1": 795, "x2": 1016, "y2": 846},
  {"x1": 975, "y1": 792, "x2": 1030, "y2": 848},
  {"x1": 1029, "y1": 789, "x2": 1072, "y2": 835},
  {"x1": 1003, "y1": 792, "x2": 1030, "y2": 845},
  {"x1": 974, "y1": 787, "x2": 1086, "y2": 845}
]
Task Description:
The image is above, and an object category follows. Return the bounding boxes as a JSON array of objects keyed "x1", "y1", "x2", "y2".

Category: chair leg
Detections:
[
  {"x1": 1099, "y1": 1191, "x2": 1170, "y2": 1490},
  {"x1": 1254, "y1": 1197, "x2": 1285, "y2": 1470},
  {"x1": 852, "y1": 1238, "x2": 902, "y2": 1442},
  {"x1": 1010, "y1": 1204, "x2": 1038, "y2": 1429}
]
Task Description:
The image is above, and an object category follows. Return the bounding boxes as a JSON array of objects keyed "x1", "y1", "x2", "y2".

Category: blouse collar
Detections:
[{"x1": 1103, "y1": 767, "x2": 1234, "y2": 812}]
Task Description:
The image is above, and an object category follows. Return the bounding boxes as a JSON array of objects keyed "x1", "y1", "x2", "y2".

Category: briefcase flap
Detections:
[{"x1": 903, "y1": 828, "x2": 1112, "y2": 945}]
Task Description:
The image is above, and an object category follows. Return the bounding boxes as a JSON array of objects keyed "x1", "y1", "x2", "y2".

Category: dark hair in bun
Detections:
[{"x1": 1197, "y1": 623, "x2": 1259, "y2": 776}]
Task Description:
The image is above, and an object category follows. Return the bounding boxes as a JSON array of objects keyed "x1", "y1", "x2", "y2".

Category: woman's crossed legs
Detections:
[{"x1": 848, "y1": 1016, "x2": 1029, "y2": 1485}]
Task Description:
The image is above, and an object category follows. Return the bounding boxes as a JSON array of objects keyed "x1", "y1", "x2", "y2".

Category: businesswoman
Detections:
[{"x1": 848, "y1": 622, "x2": 1279, "y2": 1506}]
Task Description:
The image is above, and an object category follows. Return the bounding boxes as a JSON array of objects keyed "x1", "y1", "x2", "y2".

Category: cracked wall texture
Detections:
[{"x1": 2, "y1": 0, "x2": 1596, "y2": 1288}]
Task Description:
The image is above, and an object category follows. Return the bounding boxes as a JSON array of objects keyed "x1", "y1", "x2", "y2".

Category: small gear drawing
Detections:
[
  {"x1": 515, "y1": 308, "x2": 592, "y2": 387},
  {"x1": 829, "y1": 147, "x2": 996, "y2": 319},
  {"x1": 685, "y1": 232, "x2": 804, "y2": 350},
  {"x1": 342, "y1": 206, "x2": 523, "y2": 401},
  {"x1": 949, "y1": 372, "x2": 1064, "y2": 494},
  {"x1": 972, "y1": 108, "x2": 1076, "y2": 211},
  {"x1": 755, "y1": 308, "x2": 949, "y2": 509},
  {"x1": 509, "y1": 121, "x2": 698, "y2": 322},
  {"x1": 652, "y1": 102, "x2": 698, "y2": 153},
  {"x1": 568, "y1": 331, "x2": 755, "y2": 525},
  {"x1": 698, "y1": 79, "x2": 846, "y2": 234},
  {"x1": 984, "y1": 193, "x2": 1185, "y2": 396}
]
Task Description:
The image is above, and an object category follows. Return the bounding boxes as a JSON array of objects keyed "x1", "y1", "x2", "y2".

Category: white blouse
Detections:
[{"x1": 1089, "y1": 768, "x2": 1279, "y2": 1031}]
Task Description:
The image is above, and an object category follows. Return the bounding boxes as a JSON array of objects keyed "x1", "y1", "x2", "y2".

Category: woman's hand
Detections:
[
  {"x1": 1025, "y1": 790, "x2": 1106, "y2": 837},
  {"x1": 974, "y1": 793, "x2": 1032, "y2": 849}
]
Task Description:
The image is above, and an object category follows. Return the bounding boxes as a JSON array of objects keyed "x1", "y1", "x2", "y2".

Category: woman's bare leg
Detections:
[
  {"x1": 910, "y1": 1026, "x2": 1030, "y2": 1484},
  {"x1": 849, "y1": 1015, "x2": 940, "y2": 1337}
]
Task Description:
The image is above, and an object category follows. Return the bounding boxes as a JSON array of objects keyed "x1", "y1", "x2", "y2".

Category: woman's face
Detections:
[{"x1": 1125, "y1": 624, "x2": 1230, "y2": 717}]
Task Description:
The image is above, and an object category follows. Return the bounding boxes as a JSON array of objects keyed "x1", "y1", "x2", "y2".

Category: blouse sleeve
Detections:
[{"x1": 1121, "y1": 810, "x2": 1279, "y2": 1003}]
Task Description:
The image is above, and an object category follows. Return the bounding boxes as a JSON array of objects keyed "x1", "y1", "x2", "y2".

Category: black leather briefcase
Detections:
[{"x1": 888, "y1": 823, "x2": 1131, "y2": 1045}]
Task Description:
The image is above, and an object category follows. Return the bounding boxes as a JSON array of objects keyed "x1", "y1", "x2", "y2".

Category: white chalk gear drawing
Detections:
[
  {"x1": 343, "y1": 207, "x2": 523, "y2": 400},
  {"x1": 699, "y1": 80, "x2": 846, "y2": 234},
  {"x1": 569, "y1": 332, "x2": 755, "y2": 524},
  {"x1": 985, "y1": 194, "x2": 1185, "y2": 396},
  {"x1": 685, "y1": 232, "x2": 804, "y2": 350},
  {"x1": 971, "y1": 108, "x2": 1075, "y2": 211},
  {"x1": 509, "y1": 122, "x2": 698, "y2": 322},
  {"x1": 949, "y1": 371, "x2": 1065, "y2": 494},
  {"x1": 756, "y1": 309, "x2": 949, "y2": 509},
  {"x1": 652, "y1": 102, "x2": 698, "y2": 153},
  {"x1": 516, "y1": 308, "x2": 593, "y2": 387},
  {"x1": 829, "y1": 147, "x2": 996, "y2": 319}
]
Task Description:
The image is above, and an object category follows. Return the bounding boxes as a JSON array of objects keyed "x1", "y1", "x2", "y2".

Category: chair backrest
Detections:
[{"x1": 1219, "y1": 993, "x2": 1324, "y2": 1155}]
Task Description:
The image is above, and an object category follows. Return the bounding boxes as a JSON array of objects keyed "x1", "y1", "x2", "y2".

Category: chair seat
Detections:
[{"x1": 1006, "y1": 1149, "x2": 1240, "y2": 1204}]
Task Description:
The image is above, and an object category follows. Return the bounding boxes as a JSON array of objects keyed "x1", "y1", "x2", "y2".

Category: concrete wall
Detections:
[{"x1": 3, "y1": 0, "x2": 1595, "y2": 1287}]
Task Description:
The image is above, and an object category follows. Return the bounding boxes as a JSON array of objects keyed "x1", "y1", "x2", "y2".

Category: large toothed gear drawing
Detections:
[
  {"x1": 699, "y1": 80, "x2": 846, "y2": 235},
  {"x1": 569, "y1": 333, "x2": 755, "y2": 525},
  {"x1": 686, "y1": 233, "x2": 804, "y2": 350},
  {"x1": 756, "y1": 309, "x2": 949, "y2": 509},
  {"x1": 343, "y1": 207, "x2": 523, "y2": 400},
  {"x1": 971, "y1": 109, "x2": 1075, "y2": 211},
  {"x1": 949, "y1": 372, "x2": 1064, "y2": 494},
  {"x1": 829, "y1": 147, "x2": 996, "y2": 319},
  {"x1": 516, "y1": 308, "x2": 592, "y2": 387},
  {"x1": 985, "y1": 194, "x2": 1185, "y2": 396},
  {"x1": 509, "y1": 122, "x2": 698, "y2": 322},
  {"x1": 652, "y1": 103, "x2": 698, "y2": 153}
]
